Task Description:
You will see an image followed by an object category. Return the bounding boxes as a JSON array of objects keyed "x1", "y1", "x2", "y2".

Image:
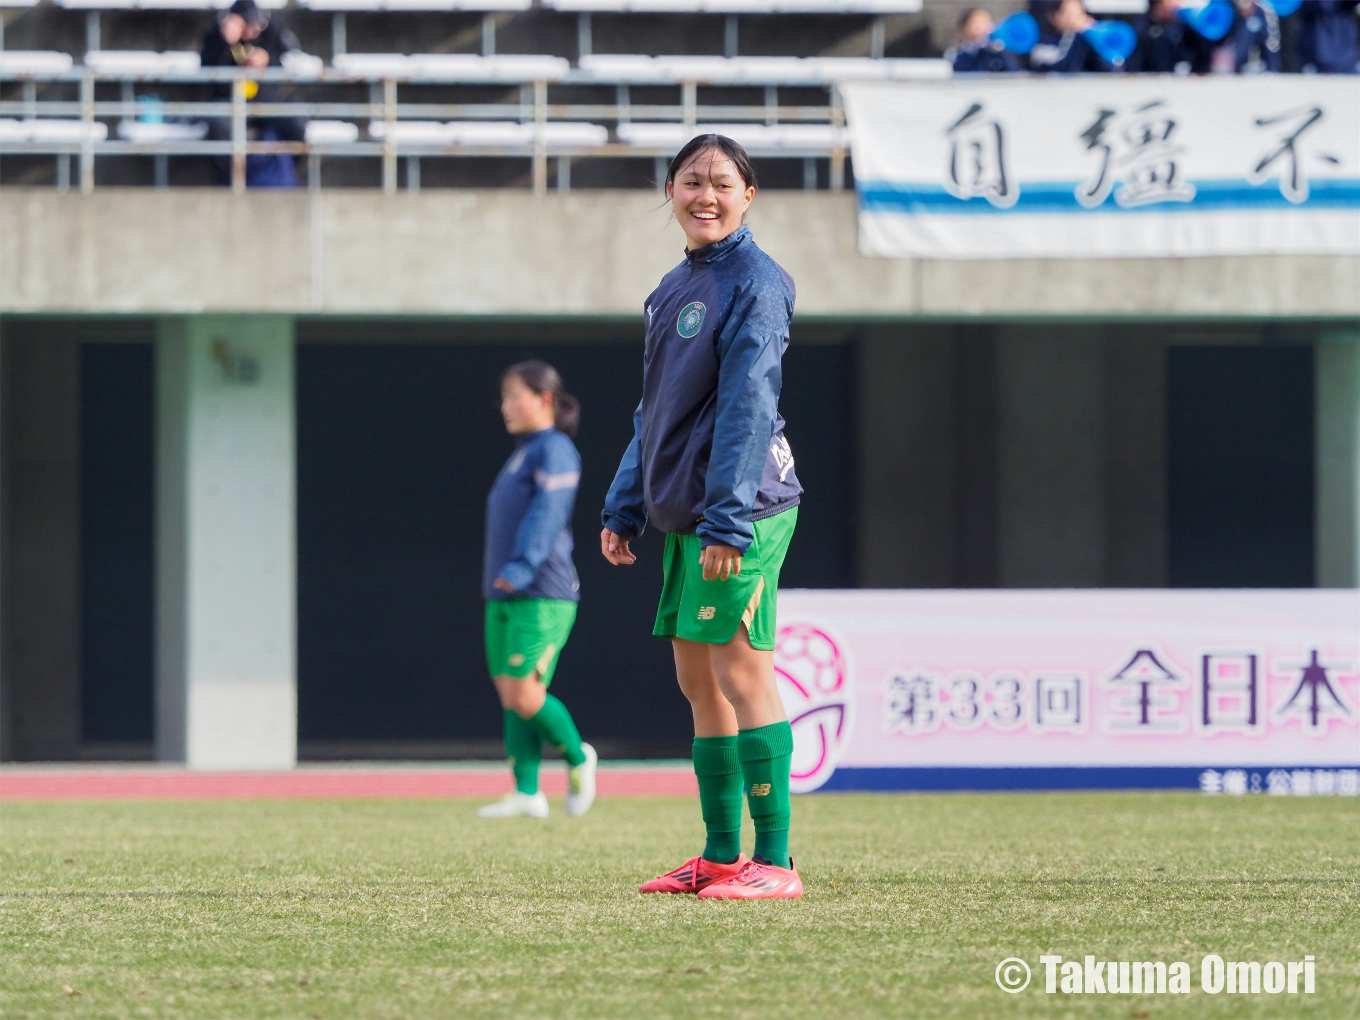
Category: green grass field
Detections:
[{"x1": 1, "y1": 792, "x2": 1356, "y2": 1020}]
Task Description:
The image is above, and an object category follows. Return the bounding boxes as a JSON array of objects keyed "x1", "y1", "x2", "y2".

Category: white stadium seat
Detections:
[
  {"x1": 305, "y1": 120, "x2": 362, "y2": 144},
  {"x1": 544, "y1": 0, "x2": 920, "y2": 10},
  {"x1": 116, "y1": 120, "x2": 209, "y2": 142},
  {"x1": 0, "y1": 51, "x2": 76, "y2": 75},
  {"x1": 84, "y1": 51, "x2": 202, "y2": 75},
  {"x1": 802, "y1": 56, "x2": 951, "y2": 80},
  {"x1": 300, "y1": 0, "x2": 530, "y2": 7},
  {"x1": 366, "y1": 120, "x2": 609, "y2": 146},
  {"x1": 335, "y1": 54, "x2": 571, "y2": 81},
  {"x1": 581, "y1": 53, "x2": 948, "y2": 83},
  {"x1": 281, "y1": 52, "x2": 326, "y2": 78},
  {"x1": 0, "y1": 119, "x2": 110, "y2": 142},
  {"x1": 538, "y1": 122, "x2": 610, "y2": 146},
  {"x1": 332, "y1": 53, "x2": 413, "y2": 77},
  {"x1": 54, "y1": 0, "x2": 137, "y2": 8},
  {"x1": 618, "y1": 121, "x2": 844, "y2": 152},
  {"x1": 1085, "y1": 1, "x2": 1148, "y2": 12},
  {"x1": 368, "y1": 120, "x2": 453, "y2": 143},
  {"x1": 300, "y1": 0, "x2": 384, "y2": 10},
  {"x1": 54, "y1": 0, "x2": 286, "y2": 6},
  {"x1": 381, "y1": 0, "x2": 461, "y2": 9},
  {"x1": 413, "y1": 54, "x2": 571, "y2": 81}
]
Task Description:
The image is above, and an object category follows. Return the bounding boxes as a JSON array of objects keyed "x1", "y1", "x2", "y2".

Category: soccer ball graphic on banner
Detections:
[{"x1": 773, "y1": 623, "x2": 854, "y2": 793}]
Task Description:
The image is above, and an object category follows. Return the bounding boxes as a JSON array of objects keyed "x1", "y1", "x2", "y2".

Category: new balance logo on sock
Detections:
[
  {"x1": 697, "y1": 606, "x2": 717, "y2": 620},
  {"x1": 750, "y1": 783, "x2": 771, "y2": 796}
]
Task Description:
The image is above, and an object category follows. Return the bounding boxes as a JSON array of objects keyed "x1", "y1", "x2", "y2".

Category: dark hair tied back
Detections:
[
  {"x1": 502, "y1": 360, "x2": 580, "y2": 438},
  {"x1": 666, "y1": 133, "x2": 758, "y2": 191}
]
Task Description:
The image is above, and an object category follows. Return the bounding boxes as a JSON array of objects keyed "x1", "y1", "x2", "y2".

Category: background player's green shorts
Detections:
[
  {"x1": 484, "y1": 598, "x2": 577, "y2": 685},
  {"x1": 654, "y1": 506, "x2": 797, "y2": 651}
]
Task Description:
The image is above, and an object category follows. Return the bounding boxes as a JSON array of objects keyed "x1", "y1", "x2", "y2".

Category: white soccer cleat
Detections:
[
  {"x1": 566, "y1": 742, "x2": 598, "y2": 817},
  {"x1": 476, "y1": 791, "x2": 549, "y2": 819}
]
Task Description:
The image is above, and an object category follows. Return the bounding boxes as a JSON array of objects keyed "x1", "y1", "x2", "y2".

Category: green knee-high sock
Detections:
[
  {"x1": 504, "y1": 710, "x2": 542, "y2": 795},
  {"x1": 529, "y1": 694, "x2": 586, "y2": 768},
  {"x1": 738, "y1": 721, "x2": 793, "y2": 869},
  {"x1": 692, "y1": 736, "x2": 743, "y2": 864}
]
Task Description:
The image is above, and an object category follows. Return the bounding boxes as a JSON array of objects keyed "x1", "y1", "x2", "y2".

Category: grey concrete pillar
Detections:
[
  {"x1": 0, "y1": 332, "x2": 82, "y2": 760},
  {"x1": 1316, "y1": 331, "x2": 1360, "y2": 588},
  {"x1": 996, "y1": 325, "x2": 1107, "y2": 587},
  {"x1": 156, "y1": 316, "x2": 296, "y2": 769}
]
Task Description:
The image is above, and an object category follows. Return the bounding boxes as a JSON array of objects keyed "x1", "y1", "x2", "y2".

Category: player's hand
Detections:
[
  {"x1": 700, "y1": 544, "x2": 741, "y2": 582},
  {"x1": 601, "y1": 528, "x2": 637, "y2": 566},
  {"x1": 492, "y1": 577, "x2": 516, "y2": 593}
]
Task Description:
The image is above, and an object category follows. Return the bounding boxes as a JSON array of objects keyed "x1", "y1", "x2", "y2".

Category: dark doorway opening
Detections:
[
  {"x1": 81, "y1": 342, "x2": 156, "y2": 748},
  {"x1": 1168, "y1": 345, "x2": 1314, "y2": 587}
]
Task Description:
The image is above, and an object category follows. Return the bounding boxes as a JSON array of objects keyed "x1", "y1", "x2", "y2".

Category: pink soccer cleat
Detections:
[
  {"x1": 639, "y1": 854, "x2": 748, "y2": 894},
  {"x1": 697, "y1": 858, "x2": 803, "y2": 900}
]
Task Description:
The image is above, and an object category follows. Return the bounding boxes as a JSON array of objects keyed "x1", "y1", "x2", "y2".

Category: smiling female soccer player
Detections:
[
  {"x1": 601, "y1": 135, "x2": 803, "y2": 899},
  {"x1": 477, "y1": 361, "x2": 597, "y2": 820}
]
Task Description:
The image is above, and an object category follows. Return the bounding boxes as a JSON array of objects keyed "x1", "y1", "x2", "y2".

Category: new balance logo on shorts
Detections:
[
  {"x1": 749, "y1": 783, "x2": 771, "y2": 797},
  {"x1": 697, "y1": 606, "x2": 717, "y2": 620}
]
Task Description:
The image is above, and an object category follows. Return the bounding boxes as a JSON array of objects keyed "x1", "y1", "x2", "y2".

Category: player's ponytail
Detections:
[{"x1": 502, "y1": 360, "x2": 579, "y2": 438}]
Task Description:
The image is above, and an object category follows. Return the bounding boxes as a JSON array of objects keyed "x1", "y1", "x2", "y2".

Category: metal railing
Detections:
[{"x1": 0, "y1": 67, "x2": 851, "y2": 194}]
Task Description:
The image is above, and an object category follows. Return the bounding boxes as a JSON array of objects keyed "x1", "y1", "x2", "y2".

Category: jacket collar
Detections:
[
  {"x1": 685, "y1": 224, "x2": 751, "y2": 265},
  {"x1": 515, "y1": 426, "x2": 555, "y2": 446}
]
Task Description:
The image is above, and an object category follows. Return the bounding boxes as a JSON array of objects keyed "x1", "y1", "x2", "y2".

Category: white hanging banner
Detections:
[
  {"x1": 772, "y1": 590, "x2": 1360, "y2": 793},
  {"x1": 841, "y1": 77, "x2": 1360, "y2": 260}
]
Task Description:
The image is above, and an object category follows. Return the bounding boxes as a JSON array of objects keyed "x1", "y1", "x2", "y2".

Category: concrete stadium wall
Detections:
[{"x1": 3, "y1": 190, "x2": 1359, "y2": 320}]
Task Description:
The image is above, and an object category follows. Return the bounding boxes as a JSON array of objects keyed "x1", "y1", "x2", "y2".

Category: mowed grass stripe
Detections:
[{"x1": 1, "y1": 793, "x2": 1356, "y2": 1019}]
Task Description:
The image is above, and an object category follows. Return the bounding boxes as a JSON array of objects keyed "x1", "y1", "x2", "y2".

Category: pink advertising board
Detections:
[{"x1": 771, "y1": 590, "x2": 1360, "y2": 793}]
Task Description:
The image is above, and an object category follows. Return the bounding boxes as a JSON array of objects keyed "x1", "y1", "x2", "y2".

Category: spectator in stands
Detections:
[
  {"x1": 1028, "y1": 0, "x2": 1113, "y2": 72},
  {"x1": 1129, "y1": 0, "x2": 1215, "y2": 73},
  {"x1": 1216, "y1": 0, "x2": 1283, "y2": 72},
  {"x1": 200, "y1": 0, "x2": 306, "y2": 185},
  {"x1": 1296, "y1": 0, "x2": 1360, "y2": 72},
  {"x1": 947, "y1": 8, "x2": 1024, "y2": 73}
]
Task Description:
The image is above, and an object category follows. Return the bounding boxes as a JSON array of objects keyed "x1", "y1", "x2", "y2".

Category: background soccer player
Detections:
[
  {"x1": 601, "y1": 135, "x2": 804, "y2": 899},
  {"x1": 477, "y1": 362, "x2": 597, "y2": 819}
]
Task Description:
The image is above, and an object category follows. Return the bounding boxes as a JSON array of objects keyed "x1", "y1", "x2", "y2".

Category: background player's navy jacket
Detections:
[
  {"x1": 601, "y1": 225, "x2": 801, "y2": 554},
  {"x1": 484, "y1": 427, "x2": 580, "y2": 601}
]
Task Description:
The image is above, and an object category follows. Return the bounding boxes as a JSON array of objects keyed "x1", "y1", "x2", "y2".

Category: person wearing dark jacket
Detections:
[
  {"x1": 1297, "y1": 0, "x2": 1360, "y2": 72},
  {"x1": 476, "y1": 361, "x2": 597, "y2": 820},
  {"x1": 602, "y1": 133, "x2": 803, "y2": 900},
  {"x1": 948, "y1": 8, "x2": 1025, "y2": 73},
  {"x1": 200, "y1": 0, "x2": 305, "y2": 184},
  {"x1": 1028, "y1": 0, "x2": 1114, "y2": 72},
  {"x1": 1224, "y1": 0, "x2": 1283, "y2": 72},
  {"x1": 1129, "y1": 0, "x2": 1215, "y2": 73}
]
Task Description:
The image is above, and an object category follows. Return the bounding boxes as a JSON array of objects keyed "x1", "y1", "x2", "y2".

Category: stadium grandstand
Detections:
[{"x1": 0, "y1": 0, "x2": 1354, "y2": 191}]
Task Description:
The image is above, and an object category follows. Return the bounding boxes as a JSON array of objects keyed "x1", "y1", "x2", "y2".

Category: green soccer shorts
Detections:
[
  {"x1": 653, "y1": 506, "x2": 797, "y2": 651},
  {"x1": 484, "y1": 598, "x2": 577, "y2": 686}
]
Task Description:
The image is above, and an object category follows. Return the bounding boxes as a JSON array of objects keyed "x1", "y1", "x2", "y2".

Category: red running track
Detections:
[{"x1": 0, "y1": 767, "x2": 697, "y2": 801}]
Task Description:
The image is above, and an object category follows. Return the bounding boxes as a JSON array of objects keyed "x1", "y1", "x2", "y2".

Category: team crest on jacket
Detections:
[{"x1": 676, "y1": 301, "x2": 707, "y2": 338}]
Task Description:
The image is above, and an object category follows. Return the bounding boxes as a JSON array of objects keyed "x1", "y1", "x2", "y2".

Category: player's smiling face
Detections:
[{"x1": 669, "y1": 149, "x2": 755, "y2": 252}]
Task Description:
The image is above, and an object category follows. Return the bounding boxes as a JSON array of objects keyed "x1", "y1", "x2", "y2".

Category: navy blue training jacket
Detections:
[
  {"x1": 601, "y1": 225, "x2": 801, "y2": 554},
  {"x1": 484, "y1": 427, "x2": 581, "y2": 602}
]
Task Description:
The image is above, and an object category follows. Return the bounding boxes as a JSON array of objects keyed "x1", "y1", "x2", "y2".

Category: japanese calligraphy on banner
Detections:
[
  {"x1": 773, "y1": 590, "x2": 1359, "y2": 792},
  {"x1": 840, "y1": 78, "x2": 1360, "y2": 259}
]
